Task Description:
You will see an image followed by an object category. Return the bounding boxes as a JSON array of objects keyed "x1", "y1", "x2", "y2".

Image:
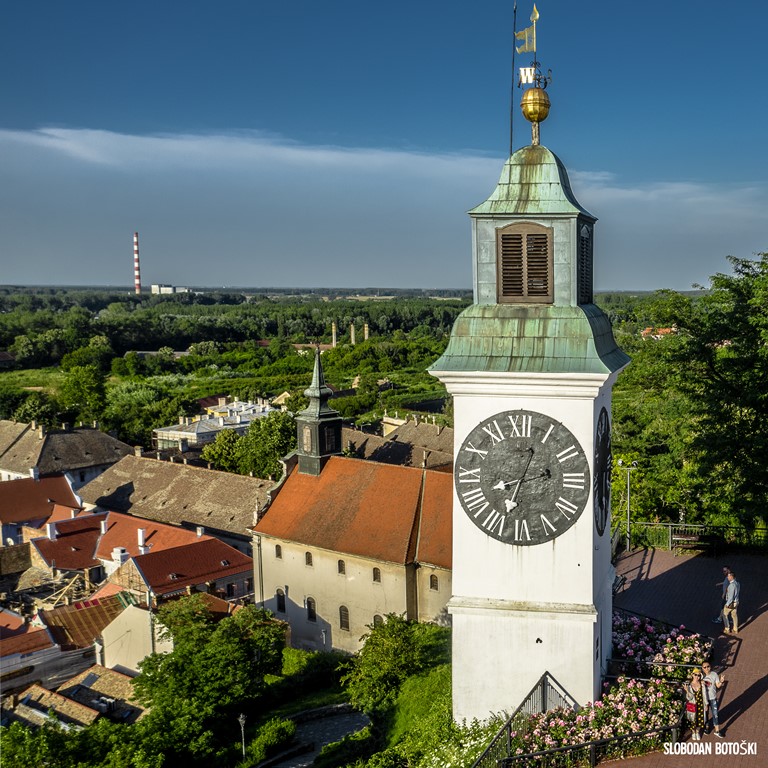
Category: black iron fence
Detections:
[
  {"x1": 471, "y1": 673, "x2": 579, "y2": 768},
  {"x1": 623, "y1": 521, "x2": 768, "y2": 553}
]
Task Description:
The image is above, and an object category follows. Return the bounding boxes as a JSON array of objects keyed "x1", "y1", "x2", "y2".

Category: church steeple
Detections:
[{"x1": 295, "y1": 347, "x2": 342, "y2": 475}]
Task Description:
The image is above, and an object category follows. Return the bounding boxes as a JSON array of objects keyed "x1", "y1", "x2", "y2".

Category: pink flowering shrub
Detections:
[
  {"x1": 612, "y1": 612, "x2": 712, "y2": 681},
  {"x1": 508, "y1": 677, "x2": 683, "y2": 759}
]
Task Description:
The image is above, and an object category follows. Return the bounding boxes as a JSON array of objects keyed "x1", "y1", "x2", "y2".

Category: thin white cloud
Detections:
[{"x1": 0, "y1": 127, "x2": 765, "y2": 290}]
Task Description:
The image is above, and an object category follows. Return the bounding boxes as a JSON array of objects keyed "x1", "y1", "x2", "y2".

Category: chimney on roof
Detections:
[
  {"x1": 46, "y1": 522, "x2": 57, "y2": 541},
  {"x1": 61, "y1": 422, "x2": 70, "y2": 432},
  {"x1": 31, "y1": 420, "x2": 37, "y2": 430},
  {"x1": 139, "y1": 545, "x2": 150, "y2": 555},
  {"x1": 70, "y1": 509, "x2": 77, "y2": 518},
  {"x1": 196, "y1": 526, "x2": 204, "y2": 537},
  {"x1": 92, "y1": 420, "x2": 99, "y2": 430},
  {"x1": 179, "y1": 416, "x2": 185, "y2": 425},
  {"x1": 332, "y1": 321, "x2": 337, "y2": 347},
  {"x1": 29, "y1": 466, "x2": 40, "y2": 481},
  {"x1": 100, "y1": 519, "x2": 108, "y2": 535},
  {"x1": 137, "y1": 528, "x2": 146, "y2": 548},
  {"x1": 218, "y1": 416, "x2": 225, "y2": 426},
  {"x1": 38, "y1": 424, "x2": 45, "y2": 438},
  {"x1": 218, "y1": 397, "x2": 227, "y2": 406},
  {"x1": 183, "y1": 458, "x2": 188, "y2": 464},
  {"x1": 364, "y1": 323, "x2": 369, "y2": 340},
  {"x1": 134, "y1": 445, "x2": 143, "y2": 457},
  {"x1": 169, "y1": 455, "x2": 174, "y2": 463}
]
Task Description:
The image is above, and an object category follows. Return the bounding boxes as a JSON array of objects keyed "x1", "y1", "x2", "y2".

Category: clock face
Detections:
[
  {"x1": 455, "y1": 409, "x2": 591, "y2": 546},
  {"x1": 593, "y1": 407, "x2": 611, "y2": 536}
]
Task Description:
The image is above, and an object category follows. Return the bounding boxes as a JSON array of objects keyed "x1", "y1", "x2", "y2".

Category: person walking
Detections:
[
  {"x1": 712, "y1": 566, "x2": 731, "y2": 624},
  {"x1": 684, "y1": 669, "x2": 706, "y2": 741},
  {"x1": 701, "y1": 662, "x2": 725, "y2": 737},
  {"x1": 722, "y1": 571, "x2": 740, "y2": 634}
]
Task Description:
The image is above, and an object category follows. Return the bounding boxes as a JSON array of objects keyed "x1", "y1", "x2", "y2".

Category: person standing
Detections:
[
  {"x1": 712, "y1": 566, "x2": 731, "y2": 624},
  {"x1": 722, "y1": 571, "x2": 740, "y2": 634},
  {"x1": 701, "y1": 662, "x2": 725, "y2": 737},
  {"x1": 684, "y1": 669, "x2": 706, "y2": 741}
]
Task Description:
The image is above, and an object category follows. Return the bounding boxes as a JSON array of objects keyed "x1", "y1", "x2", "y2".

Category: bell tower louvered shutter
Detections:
[{"x1": 496, "y1": 223, "x2": 553, "y2": 303}]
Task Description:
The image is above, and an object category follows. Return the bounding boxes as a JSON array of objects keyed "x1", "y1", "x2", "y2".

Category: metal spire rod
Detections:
[{"x1": 509, "y1": 1, "x2": 518, "y2": 157}]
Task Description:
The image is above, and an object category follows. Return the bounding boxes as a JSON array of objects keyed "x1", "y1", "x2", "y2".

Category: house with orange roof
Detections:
[
  {"x1": 0, "y1": 474, "x2": 83, "y2": 547},
  {"x1": 27, "y1": 510, "x2": 254, "y2": 606},
  {"x1": 252, "y1": 349, "x2": 452, "y2": 653}
]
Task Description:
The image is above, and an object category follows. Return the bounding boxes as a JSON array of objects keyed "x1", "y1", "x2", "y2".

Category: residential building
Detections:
[
  {"x1": 78, "y1": 455, "x2": 271, "y2": 553},
  {"x1": 0, "y1": 474, "x2": 83, "y2": 547},
  {"x1": 0, "y1": 683, "x2": 101, "y2": 729},
  {"x1": 27, "y1": 510, "x2": 254, "y2": 606},
  {"x1": 0, "y1": 420, "x2": 133, "y2": 489},
  {"x1": 57, "y1": 664, "x2": 147, "y2": 723}
]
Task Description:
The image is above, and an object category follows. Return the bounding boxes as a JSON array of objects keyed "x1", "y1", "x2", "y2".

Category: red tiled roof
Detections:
[
  {"x1": 414, "y1": 470, "x2": 452, "y2": 569},
  {"x1": 10, "y1": 683, "x2": 100, "y2": 727},
  {"x1": 95, "y1": 510, "x2": 211, "y2": 560},
  {"x1": 0, "y1": 475, "x2": 81, "y2": 525},
  {"x1": 133, "y1": 538, "x2": 252, "y2": 595},
  {"x1": 0, "y1": 627, "x2": 55, "y2": 657},
  {"x1": 0, "y1": 607, "x2": 27, "y2": 638},
  {"x1": 255, "y1": 456, "x2": 451, "y2": 566},
  {"x1": 31, "y1": 514, "x2": 106, "y2": 571}
]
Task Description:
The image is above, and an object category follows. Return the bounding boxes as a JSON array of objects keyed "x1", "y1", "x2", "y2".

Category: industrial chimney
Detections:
[{"x1": 133, "y1": 232, "x2": 142, "y2": 295}]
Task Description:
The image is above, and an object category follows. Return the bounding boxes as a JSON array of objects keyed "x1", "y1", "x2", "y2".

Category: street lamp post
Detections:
[
  {"x1": 617, "y1": 460, "x2": 638, "y2": 551},
  {"x1": 237, "y1": 713, "x2": 247, "y2": 759}
]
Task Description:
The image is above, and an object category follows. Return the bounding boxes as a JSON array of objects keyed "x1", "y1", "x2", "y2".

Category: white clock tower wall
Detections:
[{"x1": 448, "y1": 376, "x2": 618, "y2": 720}]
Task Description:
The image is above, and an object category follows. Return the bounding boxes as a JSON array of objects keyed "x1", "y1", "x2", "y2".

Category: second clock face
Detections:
[{"x1": 455, "y1": 409, "x2": 591, "y2": 546}]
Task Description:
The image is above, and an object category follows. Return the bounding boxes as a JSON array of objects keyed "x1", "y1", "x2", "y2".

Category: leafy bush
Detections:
[{"x1": 246, "y1": 717, "x2": 296, "y2": 763}]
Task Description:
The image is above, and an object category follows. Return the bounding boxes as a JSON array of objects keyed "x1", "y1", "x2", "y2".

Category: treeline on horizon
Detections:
[{"x1": 1, "y1": 252, "x2": 767, "y2": 535}]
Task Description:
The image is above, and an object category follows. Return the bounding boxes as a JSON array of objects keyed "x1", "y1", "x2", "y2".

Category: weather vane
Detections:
[{"x1": 513, "y1": 4, "x2": 552, "y2": 147}]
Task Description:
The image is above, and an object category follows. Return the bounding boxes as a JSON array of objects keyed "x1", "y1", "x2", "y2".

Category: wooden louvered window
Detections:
[
  {"x1": 496, "y1": 223, "x2": 554, "y2": 303},
  {"x1": 577, "y1": 222, "x2": 593, "y2": 304}
]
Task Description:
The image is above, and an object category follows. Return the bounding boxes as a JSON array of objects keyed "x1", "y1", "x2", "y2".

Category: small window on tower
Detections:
[
  {"x1": 372, "y1": 567, "x2": 381, "y2": 583},
  {"x1": 275, "y1": 544, "x2": 282, "y2": 559},
  {"x1": 429, "y1": 574, "x2": 439, "y2": 591},
  {"x1": 339, "y1": 605, "x2": 350, "y2": 631},
  {"x1": 305, "y1": 551, "x2": 313, "y2": 567},
  {"x1": 496, "y1": 222, "x2": 554, "y2": 303},
  {"x1": 338, "y1": 559, "x2": 346, "y2": 575}
]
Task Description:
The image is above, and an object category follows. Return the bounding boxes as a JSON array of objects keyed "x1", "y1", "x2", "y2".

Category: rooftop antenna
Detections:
[{"x1": 515, "y1": 4, "x2": 552, "y2": 146}]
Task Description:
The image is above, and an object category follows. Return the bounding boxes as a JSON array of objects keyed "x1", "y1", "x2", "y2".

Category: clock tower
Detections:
[{"x1": 430, "y1": 11, "x2": 629, "y2": 721}]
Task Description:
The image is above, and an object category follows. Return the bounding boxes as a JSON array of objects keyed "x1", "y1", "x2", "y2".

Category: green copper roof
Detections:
[
  {"x1": 429, "y1": 303, "x2": 629, "y2": 375},
  {"x1": 469, "y1": 144, "x2": 594, "y2": 218}
]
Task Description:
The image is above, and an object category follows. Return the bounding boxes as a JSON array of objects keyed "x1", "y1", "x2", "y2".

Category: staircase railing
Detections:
[{"x1": 470, "y1": 672, "x2": 579, "y2": 768}]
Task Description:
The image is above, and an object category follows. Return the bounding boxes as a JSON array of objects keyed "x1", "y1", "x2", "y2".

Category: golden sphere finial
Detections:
[{"x1": 520, "y1": 87, "x2": 551, "y2": 124}]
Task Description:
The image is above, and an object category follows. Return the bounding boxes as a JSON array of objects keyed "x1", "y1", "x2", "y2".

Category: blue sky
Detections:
[{"x1": 1, "y1": 1, "x2": 766, "y2": 291}]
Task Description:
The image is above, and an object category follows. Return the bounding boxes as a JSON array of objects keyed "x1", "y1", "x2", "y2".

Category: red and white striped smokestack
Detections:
[{"x1": 133, "y1": 232, "x2": 142, "y2": 295}]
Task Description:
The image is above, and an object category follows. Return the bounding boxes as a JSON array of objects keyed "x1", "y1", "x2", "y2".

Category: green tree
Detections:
[
  {"x1": 58, "y1": 364, "x2": 106, "y2": 423},
  {"x1": 133, "y1": 596, "x2": 286, "y2": 763},
  {"x1": 341, "y1": 615, "x2": 450, "y2": 715},
  {"x1": 653, "y1": 253, "x2": 768, "y2": 528},
  {"x1": 235, "y1": 411, "x2": 297, "y2": 478}
]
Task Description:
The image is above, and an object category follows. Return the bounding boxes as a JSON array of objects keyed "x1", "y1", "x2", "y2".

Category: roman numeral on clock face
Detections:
[
  {"x1": 562, "y1": 472, "x2": 586, "y2": 489},
  {"x1": 481, "y1": 420, "x2": 505, "y2": 443},
  {"x1": 462, "y1": 441, "x2": 488, "y2": 460},
  {"x1": 461, "y1": 487, "x2": 490, "y2": 516},
  {"x1": 480, "y1": 509, "x2": 505, "y2": 536},
  {"x1": 556, "y1": 445, "x2": 579, "y2": 463},
  {"x1": 555, "y1": 497, "x2": 579, "y2": 519},
  {"x1": 513, "y1": 518, "x2": 531, "y2": 541},
  {"x1": 457, "y1": 466, "x2": 481, "y2": 483},
  {"x1": 508, "y1": 413, "x2": 532, "y2": 437}
]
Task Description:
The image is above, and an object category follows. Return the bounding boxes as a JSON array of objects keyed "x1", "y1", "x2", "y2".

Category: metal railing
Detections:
[
  {"x1": 471, "y1": 673, "x2": 579, "y2": 768},
  {"x1": 624, "y1": 522, "x2": 768, "y2": 552}
]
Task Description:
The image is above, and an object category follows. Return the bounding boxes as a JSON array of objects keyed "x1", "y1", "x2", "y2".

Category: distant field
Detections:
[{"x1": 0, "y1": 368, "x2": 63, "y2": 390}]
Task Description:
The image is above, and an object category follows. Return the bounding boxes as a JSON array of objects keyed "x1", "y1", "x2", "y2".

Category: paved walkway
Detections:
[
  {"x1": 269, "y1": 710, "x2": 370, "y2": 768},
  {"x1": 613, "y1": 548, "x2": 767, "y2": 768}
]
